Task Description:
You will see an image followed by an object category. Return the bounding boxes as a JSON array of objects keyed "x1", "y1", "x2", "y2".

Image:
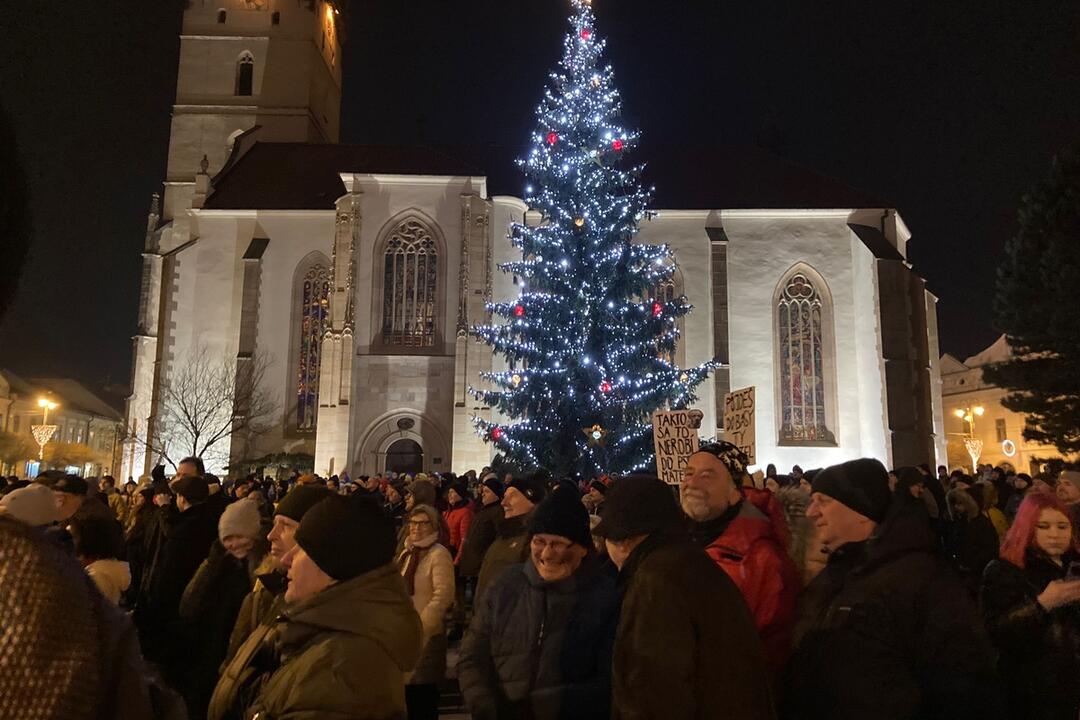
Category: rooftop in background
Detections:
[
  {"x1": 0, "y1": 370, "x2": 124, "y2": 421},
  {"x1": 203, "y1": 141, "x2": 891, "y2": 211}
]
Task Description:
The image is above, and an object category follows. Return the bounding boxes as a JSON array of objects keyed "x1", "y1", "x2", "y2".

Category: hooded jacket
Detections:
[
  {"x1": 692, "y1": 493, "x2": 800, "y2": 674},
  {"x1": 241, "y1": 562, "x2": 423, "y2": 720},
  {"x1": 87, "y1": 558, "x2": 132, "y2": 605},
  {"x1": 782, "y1": 503, "x2": 1003, "y2": 720},
  {"x1": 981, "y1": 550, "x2": 1080, "y2": 719},
  {"x1": 459, "y1": 556, "x2": 619, "y2": 720},
  {"x1": 612, "y1": 532, "x2": 775, "y2": 720}
]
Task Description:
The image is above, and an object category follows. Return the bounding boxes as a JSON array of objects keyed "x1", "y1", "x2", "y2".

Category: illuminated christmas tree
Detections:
[{"x1": 472, "y1": 0, "x2": 715, "y2": 477}]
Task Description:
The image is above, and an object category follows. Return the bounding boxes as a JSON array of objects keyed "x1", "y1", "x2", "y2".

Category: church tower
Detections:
[
  {"x1": 162, "y1": 0, "x2": 344, "y2": 221},
  {"x1": 122, "y1": 0, "x2": 344, "y2": 480}
]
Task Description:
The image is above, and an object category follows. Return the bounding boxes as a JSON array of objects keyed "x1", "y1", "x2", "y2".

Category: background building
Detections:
[
  {"x1": 941, "y1": 335, "x2": 1076, "y2": 474},
  {"x1": 0, "y1": 370, "x2": 123, "y2": 478},
  {"x1": 122, "y1": 0, "x2": 947, "y2": 478}
]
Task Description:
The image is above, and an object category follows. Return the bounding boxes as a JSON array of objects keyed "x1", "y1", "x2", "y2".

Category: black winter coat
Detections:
[
  {"x1": 458, "y1": 500, "x2": 504, "y2": 578},
  {"x1": 782, "y1": 504, "x2": 1003, "y2": 720},
  {"x1": 458, "y1": 557, "x2": 619, "y2": 720},
  {"x1": 135, "y1": 501, "x2": 219, "y2": 675},
  {"x1": 612, "y1": 533, "x2": 775, "y2": 720},
  {"x1": 981, "y1": 550, "x2": 1080, "y2": 720},
  {"x1": 178, "y1": 540, "x2": 265, "y2": 720}
]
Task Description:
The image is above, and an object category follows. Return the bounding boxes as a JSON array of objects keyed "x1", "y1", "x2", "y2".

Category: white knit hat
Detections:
[
  {"x1": 218, "y1": 497, "x2": 262, "y2": 541},
  {"x1": 0, "y1": 484, "x2": 59, "y2": 527}
]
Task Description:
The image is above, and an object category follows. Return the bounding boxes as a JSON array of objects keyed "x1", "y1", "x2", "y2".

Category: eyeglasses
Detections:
[{"x1": 530, "y1": 536, "x2": 573, "y2": 553}]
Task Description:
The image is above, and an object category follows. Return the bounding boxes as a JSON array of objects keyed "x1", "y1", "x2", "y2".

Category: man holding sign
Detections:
[{"x1": 681, "y1": 441, "x2": 799, "y2": 676}]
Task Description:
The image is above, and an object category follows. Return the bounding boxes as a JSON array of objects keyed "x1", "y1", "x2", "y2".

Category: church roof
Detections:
[
  {"x1": 963, "y1": 334, "x2": 1012, "y2": 367},
  {"x1": 203, "y1": 141, "x2": 890, "y2": 212}
]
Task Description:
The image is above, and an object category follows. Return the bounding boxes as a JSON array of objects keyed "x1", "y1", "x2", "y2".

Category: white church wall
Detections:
[
  {"x1": 723, "y1": 210, "x2": 877, "y2": 472},
  {"x1": 637, "y1": 213, "x2": 718, "y2": 433},
  {"x1": 248, "y1": 211, "x2": 336, "y2": 457}
]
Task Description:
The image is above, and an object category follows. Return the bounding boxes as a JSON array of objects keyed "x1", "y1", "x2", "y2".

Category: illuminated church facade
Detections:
[{"x1": 121, "y1": 0, "x2": 947, "y2": 479}]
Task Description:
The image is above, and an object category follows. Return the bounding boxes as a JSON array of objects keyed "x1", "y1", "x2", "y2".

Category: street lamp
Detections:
[
  {"x1": 953, "y1": 405, "x2": 985, "y2": 473},
  {"x1": 31, "y1": 398, "x2": 59, "y2": 462}
]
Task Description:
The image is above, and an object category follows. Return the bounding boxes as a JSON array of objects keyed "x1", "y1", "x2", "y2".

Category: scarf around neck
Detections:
[{"x1": 400, "y1": 531, "x2": 438, "y2": 595}]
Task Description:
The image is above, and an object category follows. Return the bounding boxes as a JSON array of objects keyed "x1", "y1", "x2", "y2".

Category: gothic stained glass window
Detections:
[
  {"x1": 651, "y1": 276, "x2": 677, "y2": 365},
  {"x1": 297, "y1": 265, "x2": 331, "y2": 430},
  {"x1": 777, "y1": 272, "x2": 836, "y2": 445},
  {"x1": 382, "y1": 219, "x2": 438, "y2": 348}
]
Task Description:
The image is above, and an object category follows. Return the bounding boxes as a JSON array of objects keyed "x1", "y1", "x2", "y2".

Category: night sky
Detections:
[{"x1": 2, "y1": 0, "x2": 1078, "y2": 393}]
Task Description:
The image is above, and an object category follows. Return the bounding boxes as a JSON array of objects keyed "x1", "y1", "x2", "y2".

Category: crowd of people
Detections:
[{"x1": 0, "y1": 447, "x2": 1078, "y2": 720}]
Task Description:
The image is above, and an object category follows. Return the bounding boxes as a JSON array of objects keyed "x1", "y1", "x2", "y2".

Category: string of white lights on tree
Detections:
[{"x1": 470, "y1": 0, "x2": 717, "y2": 477}]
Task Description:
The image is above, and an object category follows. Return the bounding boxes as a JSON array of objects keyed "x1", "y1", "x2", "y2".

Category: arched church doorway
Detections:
[{"x1": 385, "y1": 439, "x2": 423, "y2": 474}]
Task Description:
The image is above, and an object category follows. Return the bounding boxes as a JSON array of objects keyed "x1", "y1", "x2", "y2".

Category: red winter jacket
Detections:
[
  {"x1": 444, "y1": 500, "x2": 475, "y2": 565},
  {"x1": 701, "y1": 491, "x2": 800, "y2": 676}
]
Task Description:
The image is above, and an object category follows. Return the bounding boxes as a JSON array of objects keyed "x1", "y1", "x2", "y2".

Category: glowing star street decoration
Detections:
[
  {"x1": 468, "y1": 0, "x2": 716, "y2": 476},
  {"x1": 583, "y1": 424, "x2": 608, "y2": 446},
  {"x1": 511, "y1": 373, "x2": 522, "y2": 388},
  {"x1": 1002, "y1": 439, "x2": 1017, "y2": 457}
]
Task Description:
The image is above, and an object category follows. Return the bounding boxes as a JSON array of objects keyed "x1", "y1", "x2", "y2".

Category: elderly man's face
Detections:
[
  {"x1": 680, "y1": 452, "x2": 739, "y2": 522},
  {"x1": 807, "y1": 492, "x2": 876, "y2": 551},
  {"x1": 530, "y1": 533, "x2": 586, "y2": 582}
]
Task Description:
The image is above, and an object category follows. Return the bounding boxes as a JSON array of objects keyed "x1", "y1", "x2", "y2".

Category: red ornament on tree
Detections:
[
  {"x1": 491, "y1": 427, "x2": 504, "y2": 441},
  {"x1": 580, "y1": 29, "x2": 591, "y2": 40},
  {"x1": 546, "y1": 131, "x2": 558, "y2": 146},
  {"x1": 600, "y1": 380, "x2": 612, "y2": 394},
  {"x1": 513, "y1": 304, "x2": 525, "y2": 318},
  {"x1": 612, "y1": 138, "x2": 624, "y2": 151},
  {"x1": 652, "y1": 302, "x2": 663, "y2": 317}
]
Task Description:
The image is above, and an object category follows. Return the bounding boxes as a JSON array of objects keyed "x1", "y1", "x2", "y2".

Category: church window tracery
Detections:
[
  {"x1": 297, "y1": 264, "x2": 331, "y2": 431},
  {"x1": 381, "y1": 219, "x2": 438, "y2": 348},
  {"x1": 776, "y1": 268, "x2": 836, "y2": 445}
]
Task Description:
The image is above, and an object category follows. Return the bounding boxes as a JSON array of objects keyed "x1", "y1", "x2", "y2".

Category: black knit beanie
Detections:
[
  {"x1": 275, "y1": 485, "x2": 334, "y2": 522},
  {"x1": 507, "y1": 476, "x2": 547, "y2": 505},
  {"x1": 529, "y1": 487, "x2": 592, "y2": 548},
  {"x1": 811, "y1": 458, "x2": 892, "y2": 522},
  {"x1": 294, "y1": 495, "x2": 396, "y2": 581},
  {"x1": 482, "y1": 478, "x2": 505, "y2": 499}
]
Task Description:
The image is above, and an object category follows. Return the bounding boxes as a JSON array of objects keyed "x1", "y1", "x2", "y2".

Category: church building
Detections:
[{"x1": 121, "y1": 0, "x2": 948, "y2": 479}]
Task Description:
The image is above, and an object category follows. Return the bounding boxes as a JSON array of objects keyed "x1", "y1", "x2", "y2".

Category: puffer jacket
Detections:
[
  {"x1": 475, "y1": 512, "x2": 532, "y2": 601},
  {"x1": 459, "y1": 557, "x2": 619, "y2": 720},
  {"x1": 612, "y1": 533, "x2": 775, "y2": 720},
  {"x1": 444, "y1": 499, "x2": 475, "y2": 561},
  {"x1": 396, "y1": 537, "x2": 455, "y2": 685},
  {"x1": 981, "y1": 550, "x2": 1080, "y2": 720},
  {"x1": 692, "y1": 496, "x2": 800, "y2": 674},
  {"x1": 458, "y1": 499, "x2": 504, "y2": 578},
  {"x1": 782, "y1": 502, "x2": 1004, "y2": 720},
  {"x1": 241, "y1": 562, "x2": 423, "y2": 720}
]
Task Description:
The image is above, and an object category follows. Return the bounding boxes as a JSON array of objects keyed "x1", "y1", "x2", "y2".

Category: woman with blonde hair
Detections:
[{"x1": 396, "y1": 503, "x2": 455, "y2": 720}]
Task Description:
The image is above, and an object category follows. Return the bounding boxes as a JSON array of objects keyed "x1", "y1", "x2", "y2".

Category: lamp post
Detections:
[
  {"x1": 31, "y1": 398, "x2": 59, "y2": 462},
  {"x1": 953, "y1": 405, "x2": 985, "y2": 474}
]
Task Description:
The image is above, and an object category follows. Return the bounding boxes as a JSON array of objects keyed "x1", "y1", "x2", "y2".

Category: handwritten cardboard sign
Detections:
[
  {"x1": 723, "y1": 386, "x2": 756, "y2": 465},
  {"x1": 652, "y1": 409, "x2": 703, "y2": 485}
]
